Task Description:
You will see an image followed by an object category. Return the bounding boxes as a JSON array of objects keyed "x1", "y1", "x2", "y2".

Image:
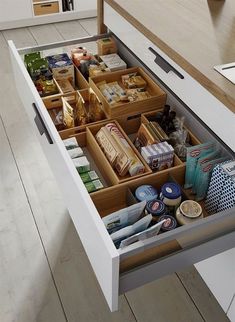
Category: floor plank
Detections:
[
  {"x1": 177, "y1": 267, "x2": 230, "y2": 322},
  {"x1": 54, "y1": 20, "x2": 89, "y2": 40},
  {"x1": 2, "y1": 27, "x2": 37, "y2": 48},
  {"x1": 125, "y1": 274, "x2": 204, "y2": 322},
  {"x1": 0, "y1": 118, "x2": 66, "y2": 322},
  {"x1": 79, "y1": 18, "x2": 98, "y2": 35},
  {"x1": 29, "y1": 24, "x2": 64, "y2": 45}
]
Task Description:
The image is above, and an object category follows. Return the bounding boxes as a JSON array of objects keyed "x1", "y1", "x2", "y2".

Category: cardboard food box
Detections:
[{"x1": 46, "y1": 53, "x2": 75, "y2": 85}]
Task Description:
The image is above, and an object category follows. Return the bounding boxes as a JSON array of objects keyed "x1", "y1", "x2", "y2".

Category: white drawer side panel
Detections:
[{"x1": 8, "y1": 40, "x2": 119, "y2": 312}]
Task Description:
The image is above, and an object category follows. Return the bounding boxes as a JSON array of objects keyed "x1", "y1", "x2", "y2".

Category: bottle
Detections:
[{"x1": 44, "y1": 71, "x2": 58, "y2": 96}]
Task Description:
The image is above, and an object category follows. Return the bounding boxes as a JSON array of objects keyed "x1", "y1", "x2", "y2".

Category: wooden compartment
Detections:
[
  {"x1": 43, "y1": 89, "x2": 108, "y2": 133},
  {"x1": 117, "y1": 112, "x2": 183, "y2": 168},
  {"x1": 89, "y1": 67, "x2": 167, "y2": 118},
  {"x1": 33, "y1": 1, "x2": 59, "y2": 16},
  {"x1": 142, "y1": 109, "x2": 201, "y2": 147},
  {"x1": 87, "y1": 120, "x2": 152, "y2": 185},
  {"x1": 92, "y1": 167, "x2": 186, "y2": 272},
  {"x1": 61, "y1": 131, "x2": 112, "y2": 190}
]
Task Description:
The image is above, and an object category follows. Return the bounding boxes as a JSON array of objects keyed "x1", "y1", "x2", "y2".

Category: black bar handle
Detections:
[
  {"x1": 32, "y1": 103, "x2": 53, "y2": 144},
  {"x1": 148, "y1": 47, "x2": 184, "y2": 79}
]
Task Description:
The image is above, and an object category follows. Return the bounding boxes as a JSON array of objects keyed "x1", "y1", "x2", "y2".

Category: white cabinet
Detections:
[
  {"x1": 0, "y1": 0, "x2": 96, "y2": 30},
  {"x1": 74, "y1": 0, "x2": 97, "y2": 12},
  {"x1": 0, "y1": 0, "x2": 32, "y2": 22},
  {"x1": 196, "y1": 249, "x2": 235, "y2": 313},
  {"x1": 8, "y1": 2, "x2": 235, "y2": 312}
]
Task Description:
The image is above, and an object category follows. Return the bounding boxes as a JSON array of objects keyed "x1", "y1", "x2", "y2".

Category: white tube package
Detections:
[
  {"x1": 102, "y1": 201, "x2": 146, "y2": 234},
  {"x1": 119, "y1": 219, "x2": 167, "y2": 249}
]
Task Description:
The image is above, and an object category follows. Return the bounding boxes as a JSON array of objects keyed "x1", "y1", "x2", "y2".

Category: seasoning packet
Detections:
[
  {"x1": 62, "y1": 97, "x2": 74, "y2": 128},
  {"x1": 80, "y1": 170, "x2": 99, "y2": 183},
  {"x1": 67, "y1": 147, "x2": 84, "y2": 159},
  {"x1": 63, "y1": 137, "x2": 79, "y2": 150},
  {"x1": 24, "y1": 52, "x2": 41, "y2": 71},
  {"x1": 122, "y1": 73, "x2": 147, "y2": 89},
  {"x1": 195, "y1": 157, "x2": 228, "y2": 201},
  {"x1": 73, "y1": 156, "x2": 90, "y2": 174},
  {"x1": 119, "y1": 219, "x2": 166, "y2": 249},
  {"x1": 85, "y1": 179, "x2": 104, "y2": 193},
  {"x1": 192, "y1": 150, "x2": 220, "y2": 193},
  {"x1": 48, "y1": 108, "x2": 64, "y2": 131},
  {"x1": 89, "y1": 89, "x2": 105, "y2": 122},
  {"x1": 74, "y1": 92, "x2": 89, "y2": 126},
  {"x1": 102, "y1": 201, "x2": 146, "y2": 234},
  {"x1": 184, "y1": 142, "x2": 215, "y2": 189},
  {"x1": 111, "y1": 214, "x2": 152, "y2": 248}
]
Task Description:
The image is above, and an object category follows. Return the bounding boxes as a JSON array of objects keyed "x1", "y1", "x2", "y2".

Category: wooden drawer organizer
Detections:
[
  {"x1": 33, "y1": 1, "x2": 59, "y2": 16},
  {"x1": 89, "y1": 67, "x2": 167, "y2": 118},
  {"x1": 87, "y1": 120, "x2": 152, "y2": 185},
  {"x1": 43, "y1": 90, "x2": 108, "y2": 134}
]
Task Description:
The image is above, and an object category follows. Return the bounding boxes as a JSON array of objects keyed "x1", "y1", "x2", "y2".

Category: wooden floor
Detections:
[{"x1": 0, "y1": 18, "x2": 230, "y2": 322}]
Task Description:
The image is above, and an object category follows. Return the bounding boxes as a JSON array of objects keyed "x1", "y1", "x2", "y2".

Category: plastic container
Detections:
[
  {"x1": 158, "y1": 214, "x2": 177, "y2": 231},
  {"x1": 160, "y1": 182, "x2": 182, "y2": 215},
  {"x1": 145, "y1": 199, "x2": 166, "y2": 222},
  {"x1": 176, "y1": 200, "x2": 203, "y2": 225},
  {"x1": 135, "y1": 185, "x2": 158, "y2": 202}
]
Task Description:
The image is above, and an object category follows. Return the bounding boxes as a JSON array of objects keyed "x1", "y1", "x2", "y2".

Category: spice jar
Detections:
[
  {"x1": 135, "y1": 185, "x2": 158, "y2": 202},
  {"x1": 160, "y1": 182, "x2": 182, "y2": 215},
  {"x1": 145, "y1": 199, "x2": 166, "y2": 222},
  {"x1": 158, "y1": 214, "x2": 177, "y2": 232},
  {"x1": 176, "y1": 200, "x2": 203, "y2": 225}
]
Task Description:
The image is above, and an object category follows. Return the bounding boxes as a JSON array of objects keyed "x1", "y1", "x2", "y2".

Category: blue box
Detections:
[{"x1": 46, "y1": 53, "x2": 74, "y2": 85}]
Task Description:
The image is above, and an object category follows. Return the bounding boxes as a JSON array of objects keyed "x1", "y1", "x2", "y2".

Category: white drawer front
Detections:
[
  {"x1": 8, "y1": 40, "x2": 119, "y2": 312},
  {"x1": 104, "y1": 3, "x2": 235, "y2": 153}
]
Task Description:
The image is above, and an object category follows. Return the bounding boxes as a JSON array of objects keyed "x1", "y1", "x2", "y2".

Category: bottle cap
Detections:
[
  {"x1": 161, "y1": 182, "x2": 181, "y2": 199},
  {"x1": 180, "y1": 200, "x2": 202, "y2": 218},
  {"x1": 145, "y1": 199, "x2": 166, "y2": 216},
  {"x1": 135, "y1": 185, "x2": 158, "y2": 202},
  {"x1": 158, "y1": 214, "x2": 177, "y2": 231}
]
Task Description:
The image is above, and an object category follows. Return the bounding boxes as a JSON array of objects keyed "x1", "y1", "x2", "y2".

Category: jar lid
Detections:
[
  {"x1": 161, "y1": 182, "x2": 181, "y2": 199},
  {"x1": 158, "y1": 214, "x2": 177, "y2": 231},
  {"x1": 180, "y1": 200, "x2": 202, "y2": 218},
  {"x1": 135, "y1": 185, "x2": 158, "y2": 202},
  {"x1": 146, "y1": 199, "x2": 166, "y2": 216}
]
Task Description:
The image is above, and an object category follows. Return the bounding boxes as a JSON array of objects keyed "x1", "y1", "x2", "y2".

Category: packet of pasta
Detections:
[{"x1": 62, "y1": 97, "x2": 74, "y2": 128}]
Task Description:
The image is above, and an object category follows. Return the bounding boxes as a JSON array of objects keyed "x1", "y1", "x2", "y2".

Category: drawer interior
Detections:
[{"x1": 18, "y1": 34, "x2": 235, "y2": 274}]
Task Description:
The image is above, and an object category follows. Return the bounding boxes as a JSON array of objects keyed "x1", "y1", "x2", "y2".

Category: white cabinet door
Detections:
[
  {"x1": 74, "y1": 0, "x2": 97, "y2": 12},
  {"x1": 0, "y1": 0, "x2": 32, "y2": 22}
]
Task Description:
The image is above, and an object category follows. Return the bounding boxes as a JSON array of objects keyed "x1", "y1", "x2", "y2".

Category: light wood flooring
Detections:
[{"x1": 0, "y1": 18, "x2": 230, "y2": 322}]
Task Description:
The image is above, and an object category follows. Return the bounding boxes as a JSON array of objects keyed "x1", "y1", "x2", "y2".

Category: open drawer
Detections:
[{"x1": 8, "y1": 29, "x2": 235, "y2": 312}]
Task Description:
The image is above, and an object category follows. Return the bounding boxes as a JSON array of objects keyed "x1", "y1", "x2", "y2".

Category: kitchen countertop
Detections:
[{"x1": 103, "y1": 0, "x2": 235, "y2": 113}]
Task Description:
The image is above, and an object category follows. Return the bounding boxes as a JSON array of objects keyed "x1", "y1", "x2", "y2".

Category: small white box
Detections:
[{"x1": 100, "y1": 54, "x2": 127, "y2": 72}]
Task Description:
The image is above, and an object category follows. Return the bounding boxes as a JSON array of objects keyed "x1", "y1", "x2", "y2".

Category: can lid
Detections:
[
  {"x1": 146, "y1": 199, "x2": 165, "y2": 216},
  {"x1": 180, "y1": 200, "x2": 202, "y2": 218},
  {"x1": 135, "y1": 185, "x2": 158, "y2": 202},
  {"x1": 158, "y1": 214, "x2": 177, "y2": 231},
  {"x1": 161, "y1": 182, "x2": 181, "y2": 199}
]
